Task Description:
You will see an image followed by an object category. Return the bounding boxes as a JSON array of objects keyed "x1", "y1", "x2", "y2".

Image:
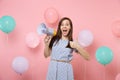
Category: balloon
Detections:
[
  {"x1": 78, "y1": 30, "x2": 94, "y2": 47},
  {"x1": 112, "y1": 20, "x2": 120, "y2": 37},
  {"x1": 0, "y1": 19, "x2": 2, "y2": 29},
  {"x1": 116, "y1": 73, "x2": 120, "y2": 80},
  {"x1": 0, "y1": 16, "x2": 16, "y2": 34},
  {"x1": 96, "y1": 46, "x2": 113, "y2": 65},
  {"x1": 25, "y1": 32, "x2": 40, "y2": 48},
  {"x1": 44, "y1": 8, "x2": 59, "y2": 25},
  {"x1": 12, "y1": 56, "x2": 29, "y2": 75}
]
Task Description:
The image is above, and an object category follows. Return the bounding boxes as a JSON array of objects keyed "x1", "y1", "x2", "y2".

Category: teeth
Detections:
[{"x1": 63, "y1": 30, "x2": 67, "y2": 32}]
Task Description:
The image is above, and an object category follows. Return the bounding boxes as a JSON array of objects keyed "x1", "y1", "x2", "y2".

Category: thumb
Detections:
[{"x1": 74, "y1": 37, "x2": 79, "y2": 43}]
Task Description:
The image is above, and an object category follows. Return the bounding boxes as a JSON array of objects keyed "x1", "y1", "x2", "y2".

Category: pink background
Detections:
[{"x1": 0, "y1": 0, "x2": 120, "y2": 80}]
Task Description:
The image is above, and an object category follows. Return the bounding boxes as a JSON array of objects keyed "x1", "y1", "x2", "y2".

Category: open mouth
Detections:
[
  {"x1": 63, "y1": 30, "x2": 67, "y2": 32},
  {"x1": 62, "y1": 29, "x2": 69, "y2": 36}
]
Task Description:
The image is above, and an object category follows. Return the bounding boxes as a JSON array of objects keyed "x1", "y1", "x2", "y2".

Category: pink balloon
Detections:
[
  {"x1": 44, "y1": 8, "x2": 59, "y2": 25},
  {"x1": 25, "y1": 32, "x2": 40, "y2": 48},
  {"x1": 112, "y1": 20, "x2": 120, "y2": 37},
  {"x1": 116, "y1": 73, "x2": 120, "y2": 80}
]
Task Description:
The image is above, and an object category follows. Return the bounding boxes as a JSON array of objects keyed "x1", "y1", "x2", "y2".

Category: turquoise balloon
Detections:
[
  {"x1": 96, "y1": 46, "x2": 113, "y2": 65},
  {"x1": 0, "y1": 18, "x2": 2, "y2": 30},
  {"x1": 0, "y1": 16, "x2": 16, "y2": 34}
]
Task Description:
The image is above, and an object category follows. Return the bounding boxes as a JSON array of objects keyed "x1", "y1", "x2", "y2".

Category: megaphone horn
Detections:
[
  {"x1": 37, "y1": 23, "x2": 56, "y2": 36},
  {"x1": 37, "y1": 23, "x2": 47, "y2": 35}
]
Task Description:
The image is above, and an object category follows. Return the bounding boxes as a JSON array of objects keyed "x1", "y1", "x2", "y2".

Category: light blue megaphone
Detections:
[{"x1": 37, "y1": 23, "x2": 56, "y2": 36}]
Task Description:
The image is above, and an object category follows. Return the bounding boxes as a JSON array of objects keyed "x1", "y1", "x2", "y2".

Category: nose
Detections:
[{"x1": 63, "y1": 25, "x2": 67, "y2": 28}]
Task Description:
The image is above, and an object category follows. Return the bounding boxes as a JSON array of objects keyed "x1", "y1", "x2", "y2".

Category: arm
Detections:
[
  {"x1": 44, "y1": 35, "x2": 52, "y2": 58},
  {"x1": 70, "y1": 41, "x2": 90, "y2": 60}
]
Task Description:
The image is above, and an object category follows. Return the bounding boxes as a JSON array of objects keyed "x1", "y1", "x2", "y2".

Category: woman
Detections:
[{"x1": 44, "y1": 17, "x2": 90, "y2": 80}]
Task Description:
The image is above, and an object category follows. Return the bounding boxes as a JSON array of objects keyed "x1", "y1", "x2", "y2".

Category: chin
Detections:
[
  {"x1": 62, "y1": 32, "x2": 69, "y2": 37},
  {"x1": 63, "y1": 34, "x2": 68, "y2": 37}
]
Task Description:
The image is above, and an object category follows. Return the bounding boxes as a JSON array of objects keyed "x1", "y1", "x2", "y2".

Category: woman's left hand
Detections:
[
  {"x1": 70, "y1": 40, "x2": 80, "y2": 49},
  {"x1": 70, "y1": 40, "x2": 90, "y2": 61}
]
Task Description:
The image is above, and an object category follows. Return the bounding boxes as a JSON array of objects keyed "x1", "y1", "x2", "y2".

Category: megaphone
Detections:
[{"x1": 37, "y1": 23, "x2": 56, "y2": 36}]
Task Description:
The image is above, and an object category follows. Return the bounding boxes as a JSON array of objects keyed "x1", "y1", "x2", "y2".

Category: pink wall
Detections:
[{"x1": 0, "y1": 0, "x2": 120, "y2": 80}]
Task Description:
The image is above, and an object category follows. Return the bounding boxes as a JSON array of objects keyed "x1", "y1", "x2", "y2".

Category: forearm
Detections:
[
  {"x1": 76, "y1": 45, "x2": 90, "y2": 60},
  {"x1": 44, "y1": 45, "x2": 51, "y2": 58}
]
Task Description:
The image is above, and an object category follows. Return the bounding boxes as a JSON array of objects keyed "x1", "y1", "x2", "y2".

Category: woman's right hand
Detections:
[
  {"x1": 44, "y1": 35, "x2": 52, "y2": 58},
  {"x1": 44, "y1": 35, "x2": 52, "y2": 46}
]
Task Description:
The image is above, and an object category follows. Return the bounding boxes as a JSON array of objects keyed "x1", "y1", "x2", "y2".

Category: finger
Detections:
[
  {"x1": 44, "y1": 36, "x2": 48, "y2": 41},
  {"x1": 45, "y1": 38, "x2": 49, "y2": 43},
  {"x1": 45, "y1": 36, "x2": 49, "y2": 40},
  {"x1": 74, "y1": 37, "x2": 79, "y2": 44},
  {"x1": 47, "y1": 36, "x2": 52, "y2": 40},
  {"x1": 75, "y1": 37, "x2": 78, "y2": 42},
  {"x1": 45, "y1": 35, "x2": 48, "y2": 40}
]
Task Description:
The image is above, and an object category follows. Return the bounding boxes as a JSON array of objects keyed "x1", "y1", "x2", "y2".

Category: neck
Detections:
[{"x1": 61, "y1": 35, "x2": 68, "y2": 40}]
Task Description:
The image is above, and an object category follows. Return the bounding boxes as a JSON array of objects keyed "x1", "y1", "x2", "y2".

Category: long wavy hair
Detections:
[{"x1": 49, "y1": 17, "x2": 73, "y2": 49}]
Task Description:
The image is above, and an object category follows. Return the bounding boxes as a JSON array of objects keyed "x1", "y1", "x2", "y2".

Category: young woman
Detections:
[{"x1": 44, "y1": 17, "x2": 90, "y2": 80}]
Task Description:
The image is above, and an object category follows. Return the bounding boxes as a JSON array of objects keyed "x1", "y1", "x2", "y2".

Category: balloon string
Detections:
[
  {"x1": 78, "y1": 61, "x2": 79, "y2": 80},
  {"x1": 116, "y1": 38, "x2": 120, "y2": 74},
  {"x1": 18, "y1": 74, "x2": 23, "y2": 80},
  {"x1": 84, "y1": 62, "x2": 86, "y2": 80},
  {"x1": 117, "y1": 49, "x2": 120, "y2": 73},
  {"x1": 31, "y1": 48, "x2": 33, "y2": 80},
  {"x1": 6, "y1": 34, "x2": 8, "y2": 46},
  {"x1": 117, "y1": 56, "x2": 118, "y2": 73},
  {"x1": 6, "y1": 34, "x2": 9, "y2": 54},
  {"x1": 31, "y1": 61, "x2": 33, "y2": 80},
  {"x1": 32, "y1": 71, "x2": 33, "y2": 80},
  {"x1": 104, "y1": 66, "x2": 106, "y2": 80}
]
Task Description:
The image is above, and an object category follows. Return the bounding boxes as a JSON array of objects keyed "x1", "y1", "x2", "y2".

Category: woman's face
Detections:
[{"x1": 60, "y1": 19, "x2": 71, "y2": 37}]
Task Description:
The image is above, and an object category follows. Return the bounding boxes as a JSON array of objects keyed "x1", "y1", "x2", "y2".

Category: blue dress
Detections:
[{"x1": 46, "y1": 39, "x2": 74, "y2": 80}]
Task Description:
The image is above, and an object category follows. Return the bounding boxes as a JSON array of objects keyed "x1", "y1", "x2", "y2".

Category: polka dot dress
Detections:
[{"x1": 46, "y1": 39, "x2": 74, "y2": 80}]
